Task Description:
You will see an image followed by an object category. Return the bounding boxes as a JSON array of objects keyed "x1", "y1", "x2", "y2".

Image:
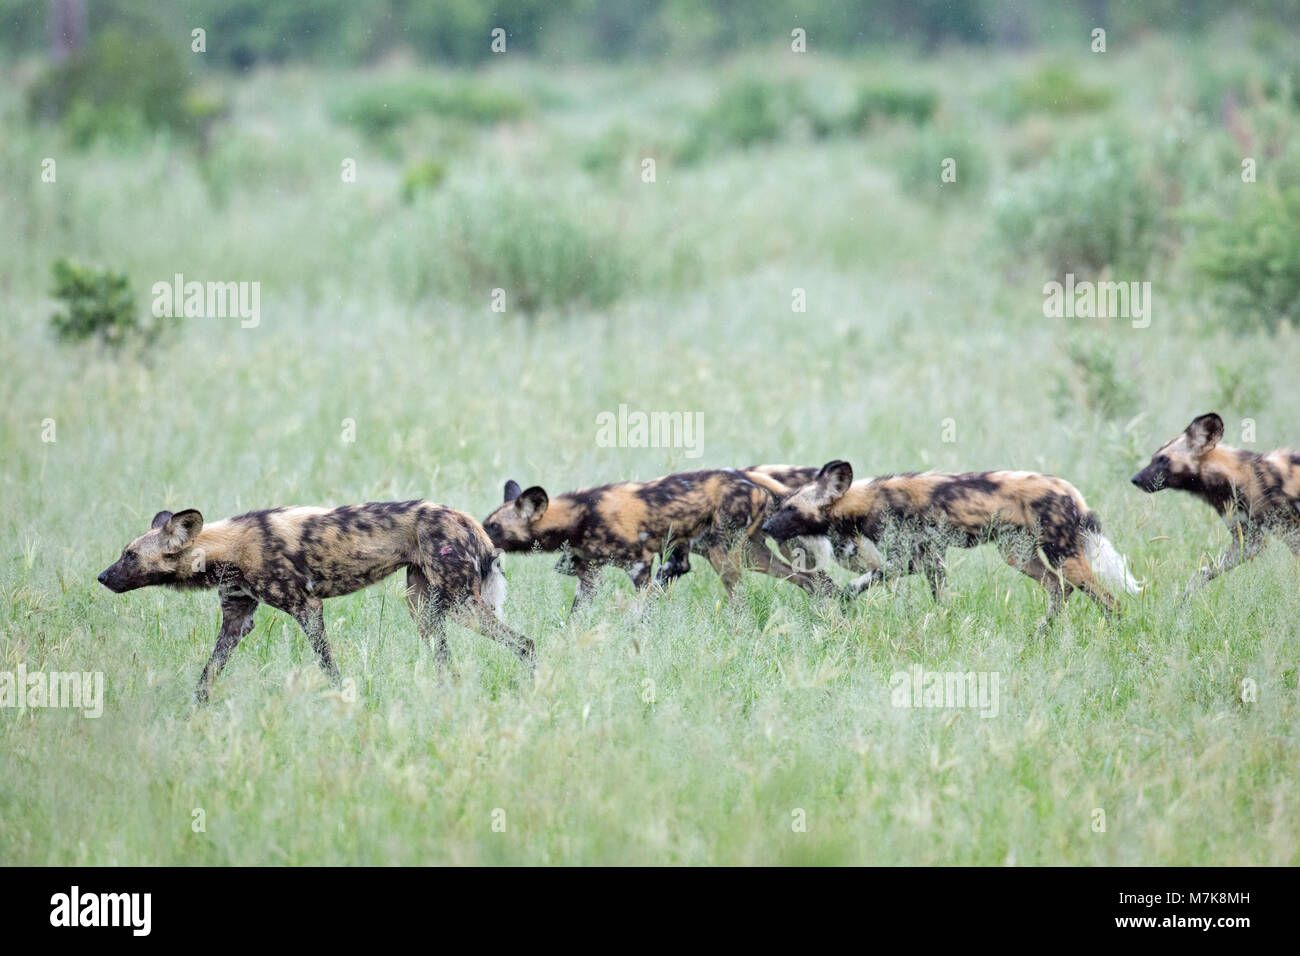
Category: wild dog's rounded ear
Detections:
[
  {"x1": 503, "y1": 480, "x2": 522, "y2": 503},
  {"x1": 516, "y1": 487, "x2": 548, "y2": 522},
  {"x1": 151, "y1": 510, "x2": 174, "y2": 530},
  {"x1": 816, "y1": 460, "x2": 854, "y2": 500},
  {"x1": 162, "y1": 509, "x2": 204, "y2": 551},
  {"x1": 1186, "y1": 413, "x2": 1224, "y2": 454}
]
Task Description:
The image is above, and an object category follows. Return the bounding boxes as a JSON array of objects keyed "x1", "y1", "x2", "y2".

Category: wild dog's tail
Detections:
[
  {"x1": 1081, "y1": 512, "x2": 1143, "y2": 595},
  {"x1": 480, "y1": 549, "x2": 508, "y2": 616}
]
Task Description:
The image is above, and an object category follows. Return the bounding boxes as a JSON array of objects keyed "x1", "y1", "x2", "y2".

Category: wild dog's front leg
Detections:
[
  {"x1": 195, "y1": 590, "x2": 259, "y2": 704},
  {"x1": 743, "y1": 534, "x2": 831, "y2": 594},
  {"x1": 569, "y1": 560, "x2": 604, "y2": 612},
  {"x1": 626, "y1": 553, "x2": 656, "y2": 590},
  {"x1": 838, "y1": 536, "x2": 889, "y2": 601},
  {"x1": 292, "y1": 597, "x2": 341, "y2": 685},
  {"x1": 654, "y1": 542, "x2": 693, "y2": 588},
  {"x1": 1184, "y1": 524, "x2": 1265, "y2": 599}
]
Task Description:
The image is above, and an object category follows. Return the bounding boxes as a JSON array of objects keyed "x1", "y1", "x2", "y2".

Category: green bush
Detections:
[
  {"x1": 1191, "y1": 185, "x2": 1300, "y2": 333},
  {"x1": 896, "y1": 126, "x2": 987, "y2": 200},
  {"x1": 27, "y1": 29, "x2": 198, "y2": 147},
  {"x1": 680, "y1": 78, "x2": 819, "y2": 162},
  {"x1": 329, "y1": 78, "x2": 527, "y2": 138},
  {"x1": 987, "y1": 66, "x2": 1113, "y2": 121},
  {"x1": 847, "y1": 84, "x2": 938, "y2": 129},
  {"x1": 700, "y1": 79, "x2": 783, "y2": 149},
  {"x1": 401, "y1": 159, "x2": 447, "y2": 204},
  {"x1": 434, "y1": 187, "x2": 631, "y2": 314},
  {"x1": 48, "y1": 259, "x2": 144, "y2": 348},
  {"x1": 1051, "y1": 339, "x2": 1139, "y2": 422},
  {"x1": 1192, "y1": 65, "x2": 1300, "y2": 116},
  {"x1": 993, "y1": 137, "x2": 1162, "y2": 276}
]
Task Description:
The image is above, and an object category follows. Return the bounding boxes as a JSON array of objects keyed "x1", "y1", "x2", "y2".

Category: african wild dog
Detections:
[
  {"x1": 762, "y1": 460, "x2": 1141, "y2": 627},
  {"x1": 1132, "y1": 412, "x2": 1300, "y2": 597},
  {"x1": 482, "y1": 469, "x2": 823, "y2": 610},
  {"x1": 98, "y1": 501, "x2": 533, "y2": 702}
]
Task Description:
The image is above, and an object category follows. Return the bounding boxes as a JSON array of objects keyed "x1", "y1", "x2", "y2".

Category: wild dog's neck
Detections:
[
  {"x1": 1195, "y1": 446, "x2": 1250, "y2": 513},
  {"x1": 172, "y1": 519, "x2": 245, "y2": 588},
  {"x1": 829, "y1": 481, "x2": 878, "y2": 531},
  {"x1": 530, "y1": 497, "x2": 584, "y2": 552}
]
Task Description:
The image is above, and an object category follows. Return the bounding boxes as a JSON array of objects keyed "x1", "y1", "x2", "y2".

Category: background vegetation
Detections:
[{"x1": 0, "y1": 2, "x2": 1298, "y2": 864}]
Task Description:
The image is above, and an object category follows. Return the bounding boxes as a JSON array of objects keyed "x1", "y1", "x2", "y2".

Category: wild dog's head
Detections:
[
  {"x1": 1131, "y1": 413, "x2": 1224, "y2": 493},
  {"x1": 482, "y1": 480, "x2": 549, "y2": 551},
  {"x1": 761, "y1": 460, "x2": 854, "y2": 539},
  {"x1": 98, "y1": 510, "x2": 204, "y2": 593}
]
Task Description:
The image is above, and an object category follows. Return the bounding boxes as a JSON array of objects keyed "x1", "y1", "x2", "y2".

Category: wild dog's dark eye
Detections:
[
  {"x1": 124, "y1": 550, "x2": 138, "y2": 562},
  {"x1": 486, "y1": 522, "x2": 501, "y2": 534}
]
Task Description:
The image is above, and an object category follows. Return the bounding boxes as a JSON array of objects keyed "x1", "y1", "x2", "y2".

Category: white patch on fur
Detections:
[
  {"x1": 791, "y1": 535, "x2": 834, "y2": 571},
  {"x1": 1084, "y1": 532, "x2": 1143, "y2": 595},
  {"x1": 482, "y1": 554, "x2": 508, "y2": 615},
  {"x1": 838, "y1": 535, "x2": 884, "y2": 574}
]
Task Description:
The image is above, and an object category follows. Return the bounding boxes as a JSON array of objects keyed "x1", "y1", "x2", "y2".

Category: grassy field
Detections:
[{"x1": 2, "y1": 33, "x2": 1299, "y2": 865}]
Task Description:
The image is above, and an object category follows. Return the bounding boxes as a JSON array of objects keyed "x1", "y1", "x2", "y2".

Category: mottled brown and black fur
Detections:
[
  {"x1": 763, "y1": 460, "x2": 1140, "y2": 627},
  {"x1": 482, "y1": 469, "x2": 823, "y2": 609},
  {"x1": 98, "y1": 501, "x2": 532, "y2": 702},
  {"x1": 1132, "y1": 412, "x2": 1300, "y2": 596},
  {"x1": 657, "y1": 465, "x2": 836, "y2": 593}
]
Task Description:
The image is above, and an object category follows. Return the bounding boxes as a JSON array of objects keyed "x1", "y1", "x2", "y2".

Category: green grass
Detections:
[{"x1": 1, "y1": 38, "x2": 1298, "y2": 865}]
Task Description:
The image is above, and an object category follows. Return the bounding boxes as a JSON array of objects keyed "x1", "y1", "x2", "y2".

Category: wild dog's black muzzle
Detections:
[{"x1": 1131, "y1": 470, "x2": 1158, "y2": 492}]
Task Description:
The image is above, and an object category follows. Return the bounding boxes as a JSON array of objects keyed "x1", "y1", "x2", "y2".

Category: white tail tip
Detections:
[{"x1": 1084, "y1": 532, "x2": 1143, "y2": 595}]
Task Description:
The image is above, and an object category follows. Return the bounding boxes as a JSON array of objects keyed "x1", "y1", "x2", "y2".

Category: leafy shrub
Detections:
[
  {"x1": 679, "y1": 78, "x2": 821, "y2": 162},
  {"x1": 27, "y1": 29, "x2": 199, "y2": 146},
  {"x1": 896, "y1": 126, "x2": 987, "y2": 200},
  {"x1": 1192, "y1": 65, "x2": 1300, "y2": 116},
  {"x1": 696, "y1": 79, "x2": 783, "y2": 151},
  {"x1": 1212, "y1": 360, "x2": 1270, "y2": 414},
  {"x1": 993, "y1": 137, "x2": 1162, "y2": 276},
  {"x1": 987, "y1": 66, "x2": 1113, "y2": 121},
  {"x1": 48, "y1": 259, "x2": 145, "y2": 348},
  {"x1": 401, "y1": 159, "x2": 447, "y2": 203},
  {"x1": 1051, "y1": 339, "x2": 1139, "y2": 422},
  {"x1": 1190, "y1": 185, "x2": 1300, "y2": 333},
  {"x1": 329, "y1": 78, "x2": 527, "y2": 138},
  {"x1": 846, "y1": 84, "x2": 938, "y2": 129},
  {"x1": 432, "y1": 187, "x2": 631, "y2": 314}
]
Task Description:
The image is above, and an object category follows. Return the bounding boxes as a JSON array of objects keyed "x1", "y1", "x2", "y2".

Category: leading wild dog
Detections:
[
  {"x1": 482, "y1": 470, "x2": 824, "y2": 610},
  {"x1": 1132, "y1": 412, "x2": 1300, "y2": 597},
  {"x1": 98, "y1": 502, "x2": 533, "y2": 702},
  {"x1": 762, "y1": 460, "x2": 1141, "y2": 627}
]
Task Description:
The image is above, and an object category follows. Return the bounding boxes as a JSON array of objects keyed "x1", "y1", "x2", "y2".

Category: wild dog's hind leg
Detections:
[
  {"x1": 918, "y1": 545, "x2": 949, "y2": 602},
  {"x1": 1060, "y1": 556, "x2": 1118, "y2": 618},
  {"x1": 1004, "y1": 553, "x2": 1070, "y2": 634},
  {"x1": 450, "y1": 594, "x2": 535, "y2": 667},
  {"x1": 195, "y1": 589, "x2": 259, "y2": 703},
  {"x1": 406, "y1": 566, "x2": 450, "y2": 669}
]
